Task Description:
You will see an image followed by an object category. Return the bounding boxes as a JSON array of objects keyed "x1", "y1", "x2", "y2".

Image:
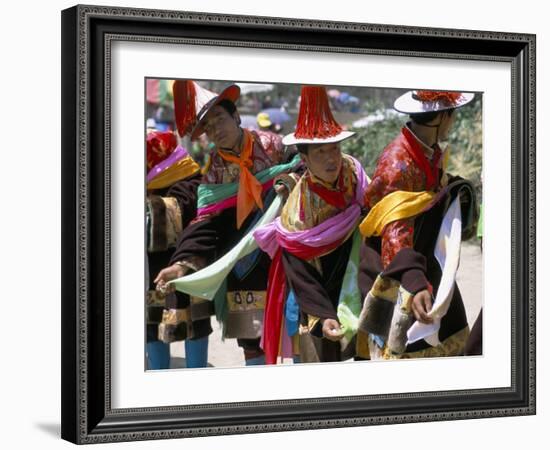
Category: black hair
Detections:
[
  {"x1": 296, "y1": 144, "x2": 309, "y2": 155},
  {"x1": 217, "y1": 99, "x2": 237, "y2": 116},
  {"x1": 409, "y1": 108, "x2": 455, "y2": 125},
  {"x1": 215, "y1": 99, "x2": 241, "y2": 126}
]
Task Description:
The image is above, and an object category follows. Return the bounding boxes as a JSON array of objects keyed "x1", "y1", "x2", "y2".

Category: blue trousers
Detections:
[
  {"x1": 147, "y1": 336, "x2": 210, "y2": 369},
  {"x1": 245, "y1": 354, "x2": 266, "y2": 366},
  {"x1": 185, "y1": 336, "x2": 209, "y2": 368},
  {"x1": 146, "y1": 340, "x2": 170, "y2": 370}
]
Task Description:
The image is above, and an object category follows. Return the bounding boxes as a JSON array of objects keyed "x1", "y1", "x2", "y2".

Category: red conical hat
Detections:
[
  {"x1": 283, "y1": 85, "x2": 355, "y2": 146},
  {"x1": 173, "y1": 80, "x2": 216, "y2": 137}
]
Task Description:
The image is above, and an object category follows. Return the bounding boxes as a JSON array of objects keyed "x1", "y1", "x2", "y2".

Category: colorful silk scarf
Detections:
[
  {"x1": 168, "y1": 195, "x2": 284, "y2": 300},
  {"x1": 217, "y1": 130, "x2": 264, "y2": 229},
  {"x1": 359, "y1": 190, "x2": 436, "y2": 238},
  {"x1": 359, "y1": 181, "x2": 475, "y2": 349},
  {"x1": 406, "y1": 194, "x2": 462, "y2": 346},
  {"x1": 146, "y1": 146, "x2": 201, "y2": 190},
  {"x1": 253, "y1": 155, "x2": 368, "y2": 364},
  {"x1": 196, "y1": 153, "x2": 302, "y2": 217}
]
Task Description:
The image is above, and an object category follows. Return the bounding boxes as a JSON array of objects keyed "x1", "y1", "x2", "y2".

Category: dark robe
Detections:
[
  {"x1": 166, "y1": 199, "x2": 273, "y2": 348},
  {"x1": 282, "y1": 238, "x2": 382, "y2": 362},
  {"x1": 362, "y1": 126, "x2": 477, "y2": 357},
  {"x1": 147, "y1": 173, "x2": 201, "y2": 343},
  {"x1": 161, "y1": 133, "x2": 298, "y2": 351}
]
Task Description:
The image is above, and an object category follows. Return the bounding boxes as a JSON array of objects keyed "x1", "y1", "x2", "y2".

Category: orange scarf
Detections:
[{"x1": 218, "y1": 130, "x2": 263, "y2": 228}]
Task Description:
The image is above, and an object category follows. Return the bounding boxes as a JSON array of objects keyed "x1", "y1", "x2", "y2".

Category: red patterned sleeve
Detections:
[
  {"x1": 380, "y1": 219, "x2": 415, "y2": 269},
  {"x1": 365, "y1": 147, "x2": 417, "y2": 269},
  {"x1": 254, "y1": 130, "x2": 285, "y2": 164}
]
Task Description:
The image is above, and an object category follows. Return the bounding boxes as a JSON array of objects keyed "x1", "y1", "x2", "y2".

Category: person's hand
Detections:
[
  {"x1": 154, "y1": 263, "x2": 187, "y2": 294},
  {"x1": 411, "y1": 289, "x2": 434, "y2": 324},
  {"x1": 322, "y1": 319, "x2": 343, "y2": 341},
  {"x1": 274, "y1": 183, "x2": 290, "y2": 200}
]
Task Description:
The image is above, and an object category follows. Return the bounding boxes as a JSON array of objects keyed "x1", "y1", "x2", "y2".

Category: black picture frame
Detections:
[{"x1": 61, "y1": 4, "x2": 536, "y2": 444}]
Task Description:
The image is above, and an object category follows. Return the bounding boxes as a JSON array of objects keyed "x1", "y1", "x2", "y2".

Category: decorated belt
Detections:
[{"x1": 226, "y1": 290, "x2": 266, "y2": 312}]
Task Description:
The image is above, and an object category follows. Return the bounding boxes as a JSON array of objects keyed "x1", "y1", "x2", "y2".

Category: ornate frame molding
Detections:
[{"x1": 61, "y1": 5, "x2": 536, "y2": 444}]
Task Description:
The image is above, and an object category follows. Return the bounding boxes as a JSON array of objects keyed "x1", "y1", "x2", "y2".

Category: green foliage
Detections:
[
  {"x1": 341, "y1": 97, "x2": 483, "y2": 201},
  {"x1": 446, "y1": 97, "x2": 483, "y2": 197},
  {"x1": 340, "y1": 111, "x2": 405, "y2": 177}
]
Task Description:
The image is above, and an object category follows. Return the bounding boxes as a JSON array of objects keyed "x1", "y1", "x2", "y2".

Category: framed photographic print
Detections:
[{"x1": 61, "y1": 4, "x2": 535, "y2": 444}]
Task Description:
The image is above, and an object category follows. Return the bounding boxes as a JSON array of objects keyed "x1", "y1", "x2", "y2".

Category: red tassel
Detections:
[
  {"x1": 414, "y1": 90, "x2": 464, "y2": 106},
  {"x1": 294, "y1": 86, "x2": 342, "y2": 139},
  {"x1": 173, "y1": 80, "x2": 197, "y2": 137}
]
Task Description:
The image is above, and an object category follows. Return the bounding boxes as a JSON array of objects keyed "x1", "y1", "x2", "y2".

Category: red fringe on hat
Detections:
[
  {"x1": 414, "y1": 90, "x2": 464, "y2": 105},
  {"x1": 173, "y1": 80, "x2": 197, "y2": 137},
  {"x1": 294, "y1": 86, "x2": 342, "y2": 139}
]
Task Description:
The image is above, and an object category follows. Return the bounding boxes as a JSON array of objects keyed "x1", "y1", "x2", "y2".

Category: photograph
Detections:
[
  {"x1": 59, "y1": 4, "x2": 535, "y2": 444},
  {"x1": 144, "y1": 79, "x2": 483, "y2": 370},
  {"x1": 3, "y1": 0, "x2": 548, "y2": 448}
]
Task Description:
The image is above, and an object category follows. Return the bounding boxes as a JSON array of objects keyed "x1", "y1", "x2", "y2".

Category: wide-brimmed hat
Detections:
[
  {"x1": 394, "y1": 90, "x2": 475, "y2": 114},
  {"x1": 282, "y1": 85, "x2": 355, "y2": 146},
  {"x1": 172, "y1": 80, "x2": 217, "y2": 137},
  {"x1": 190, "y1": 84, "x2": 241, "y2": 140}
]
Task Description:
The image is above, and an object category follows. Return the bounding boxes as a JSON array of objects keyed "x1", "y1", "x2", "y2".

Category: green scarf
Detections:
[
  {"x1": 336, "y1": 230, "x2": 363, "y2": 343},
  {"x1": 197, "y1": 154, "x2": 301, "y2": 209}
]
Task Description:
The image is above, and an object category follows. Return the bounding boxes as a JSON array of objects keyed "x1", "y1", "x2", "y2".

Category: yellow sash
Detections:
[
  {"x1": 147, "y1": 157, "x2": 200, "y2": 190},
  {"x1": 359, "y1": 190, "x2": 435, "y2": 237}
]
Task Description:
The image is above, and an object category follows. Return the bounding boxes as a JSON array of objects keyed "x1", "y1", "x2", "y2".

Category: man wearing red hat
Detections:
[
  {"x1": 357, "y1": 90, "x2": 479, "y2": 359},
  {"x1": 253, "y1": 86, "x2": 379, "y2": 363},
  {"x1": 155, "y1": 84, "x2": 300, "y2": 366}
]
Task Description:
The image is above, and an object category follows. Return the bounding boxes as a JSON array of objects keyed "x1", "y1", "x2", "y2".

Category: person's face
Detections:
[
  {"x1": 202, "y1": 105, "x2": 241, "y2": 149},
  {"x1": 303, "y1": 142, "x2": 343, "y2": 185},
  {"x1": 436, "y1": 109, "x2": 457, "y2": 141}
]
